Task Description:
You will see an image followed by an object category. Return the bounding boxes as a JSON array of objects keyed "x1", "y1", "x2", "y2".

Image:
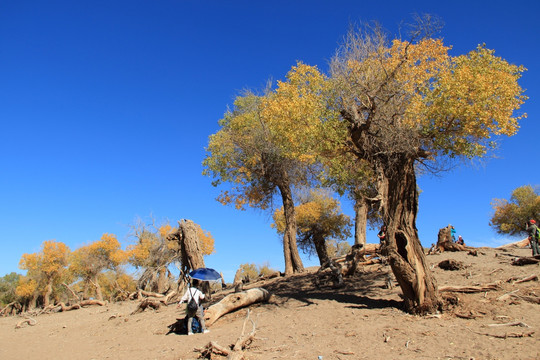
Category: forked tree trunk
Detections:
[
  {"x1": 354, "y1": 196, "x2": 368, "y2": 246},
  {"x1": 380, "y1": 158, "x2": 441, "y2": 314},
  {"x1": 278, "y1": 178, "x2": 304, "y2": 275},
  {"x1": 92, "y1": 274, "x2": 104, "y2": 301}
]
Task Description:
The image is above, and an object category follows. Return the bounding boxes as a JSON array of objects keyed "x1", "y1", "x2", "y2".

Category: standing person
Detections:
[
  {"x1": 177, "y1": 279, "x2": 209, "y2": 335},
  {"x1": 450, "y1": 225, "x2": 457, "y2": 242},
  {"x1": 377, "y1": 225, "x2": 387, "y2": 245},
  {"x1": 525, "y1": 219, "x2": 540, "y2": 256}
]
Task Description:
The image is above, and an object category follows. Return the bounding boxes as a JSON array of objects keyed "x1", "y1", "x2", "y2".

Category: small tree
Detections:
[
  {"x1": 0, "y1": 272, "x2": 21, "y2": 306},
  {"x1": 490, "y1": 185, "x2": 540, "y2": 236},
  {"x1": 18, "y1": 240, "x2": 70, "y2": 308},
  {"x1": 70, "y1": 234, "x2": 127, "y2": 301}
]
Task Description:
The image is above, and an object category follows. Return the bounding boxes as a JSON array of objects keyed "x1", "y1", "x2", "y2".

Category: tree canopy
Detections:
[{"x1": 490, "y1": 185, "x2": 540, "y2": 237}]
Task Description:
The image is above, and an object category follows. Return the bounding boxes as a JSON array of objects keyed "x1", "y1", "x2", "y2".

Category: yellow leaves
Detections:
[
  {"x1": 15, "y1": 276, "x2": 37, "y2": 298},
  {"x1": 158, "y1": 224, "x2": 173, "y2": 238},
  {"x1": 195, "y1": 224, "x2": 215, "y2": 256},
  {"x1": 40, "y1": 241, "x2": 70, "y2": 276},
  {"x1": 19, "y1": 241, "x2": 70, "y2": 282},
  {"x1": 261, "y1": 62, "x2": 330, "y2": 160},
  {"x1": 71, "y1": 233, "x2": 127, "y2": 279}
]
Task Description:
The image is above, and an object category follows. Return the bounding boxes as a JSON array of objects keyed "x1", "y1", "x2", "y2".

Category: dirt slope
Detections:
[{"x1": 1, "y1": 247, "x2": 538, "y2": 360}]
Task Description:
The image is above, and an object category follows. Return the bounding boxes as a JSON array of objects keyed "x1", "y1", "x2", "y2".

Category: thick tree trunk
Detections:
[
  {"x1": 92, "y1": 275, "x2": 104, "y2": 301},
  {"x1": 43, "y1": 278, "x2": 53, "y2": 308},
  {"x1": 156, "y1": 268, "x2": 170, "y2": 294},
  {"x1": 173, "y1": 219, "x2": 206, "y2": 275},
  {"x1": 380, "y1": 158, "x2": 441, "y2": 314},
  {"x1": 278, "y1": 179, "x2": 304, "y2": 275},
  {"x1": 313, "y1": 233, "x2": 330, "y2": 266},
  {"x1": 354, "y1": 196, "x2": 368, "y2": 246}
]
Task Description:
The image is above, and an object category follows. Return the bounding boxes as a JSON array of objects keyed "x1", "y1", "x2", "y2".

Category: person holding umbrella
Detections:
[{"x1": 177, "y1": 279, "x2": 209, "y2": 335}]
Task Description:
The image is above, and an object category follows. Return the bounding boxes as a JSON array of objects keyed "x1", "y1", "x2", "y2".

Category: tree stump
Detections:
[
  {"x1": 438, "y1": 259, "x2": 464, "y2": 271},
  {"x1": 437, "y1": 225, "x2": 469, "y2": 252}
]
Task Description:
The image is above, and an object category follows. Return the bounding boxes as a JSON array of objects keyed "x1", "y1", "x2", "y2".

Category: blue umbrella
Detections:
[{"x1": 188, "y1": 268, "x2": 221, "y2": 282}]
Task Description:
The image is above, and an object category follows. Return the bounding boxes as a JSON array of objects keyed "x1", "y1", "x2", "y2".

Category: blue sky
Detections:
[{"x1": 1, "y1": 1, "x2": 538, "y2": 282}]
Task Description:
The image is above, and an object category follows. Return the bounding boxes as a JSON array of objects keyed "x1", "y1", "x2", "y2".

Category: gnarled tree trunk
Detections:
[
  {"x1": 173, "y1": 219, "x2": 206, "y2": 275},
  {"x1": 277, "y1": 176, "x2": 304, "y2": 275},
  {"x1": 379, "y1": 158, "x2": 441, "y2": 314},
  {"x1": 313, "y1": 233, "x2": 330, "y2": 266}
]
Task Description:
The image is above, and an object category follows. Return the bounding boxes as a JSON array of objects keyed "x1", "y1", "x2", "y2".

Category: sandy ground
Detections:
[{"x1": 1, "y1": 246, "x2": 539, "y2": 360}]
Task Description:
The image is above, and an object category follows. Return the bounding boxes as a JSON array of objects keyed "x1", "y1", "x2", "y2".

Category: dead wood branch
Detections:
[
  {"x1": 131, "y1": 298, "x2": 164, "y2": 314},
  {"x1": 439, "y1": 282, "x2": 500, "y2": 293},
  {"x1": 61, "y1": 282, "x2": 81, "y2": 302},
  {"x1": 55, "y1": 302, "x2": 82, "y2": 312},
  {"x1": 15, "y1": 317, "x2": 37, "y2": 329},
  {"x1": 205, "y1": 288, "x2": 270, "y2": 326},
  {"x1": 497, "y1": 290, "x2": 520, "y2": 302},
  {"x1": 455, "y1": 311, "x2": 480, "y2": 319},
  {"x1": 80, "y1": 299, "x2": 106, "y2": 306},
  {"x1": 470, "y1": 329, "x2": 535, "y2": 339},
  {"x1": 487, "y1": 321, "x2": 530, "y2": 328},
  {"x1": 196, "y1": 310, "x2": 257, "y2": 360},
  {"x1": 512, "y1": 256, "x2": 540, "y2": 266},
  {"x1": 512, "y1": 274, "x2": 538, "y2": 284},
  {"x1": 0, "y1": 301, "x2": 22, "y2": 316},
  {"x1": 510, "y1": 294, "x2": 540, "y2": 304}
]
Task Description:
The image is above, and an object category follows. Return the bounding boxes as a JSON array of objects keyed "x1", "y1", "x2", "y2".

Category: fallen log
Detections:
[
  {"x1": 511, "y1": 256, "x2": 540, "y2": 266},
  {"x1": 205, "y1": 288, "x2": 271, "y2": 326},
  {"x1": 334, "y1": 243, "x2": 380, "y2": 263},
  {"x1": 439, "y1": 282, "x2": 500, "y2": 293},
  {"x1": 131, "y1": 298, "x2": 164, "y2": 315}
]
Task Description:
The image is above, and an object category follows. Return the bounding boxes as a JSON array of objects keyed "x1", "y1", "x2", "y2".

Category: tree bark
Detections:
[
  {"x1": 170, "y1": 219, "x2": 206, "y2": 276},
  {"x1": 354, "y1": 197, "x2": 368, "y2": 246},
  {"x1": 277, "y1": 177, "x2": 304, "y2": 275},
  {"x1": 313, "y1": 233, "x2": 330, "y2": 266},
  {"x1": 380, "y1": 158, "x2": 441, "y2": 314},
  {"x1": 91, "y1": 275, "x2": 104, "y2": 301},
  {"x1": 43, "y1": 278, "x2": 53, "y2": 308}
]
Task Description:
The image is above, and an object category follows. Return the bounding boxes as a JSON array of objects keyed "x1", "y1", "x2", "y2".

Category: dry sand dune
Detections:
[{"x1": 1, "y1": 247, "x2": 539, "y2": 360}]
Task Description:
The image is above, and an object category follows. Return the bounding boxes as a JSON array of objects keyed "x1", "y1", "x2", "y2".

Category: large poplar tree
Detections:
[{"x1": 328, "y1": 23, "x2": 526, "y2": 313}]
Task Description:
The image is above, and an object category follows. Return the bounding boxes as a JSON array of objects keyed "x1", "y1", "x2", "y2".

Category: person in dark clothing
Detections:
[
  {"x1": 525, "y1": 219, "x2": 540, "y2": 256},
  {"x1": 377, "y1": 225, "x2": 387, "y2": 245}
]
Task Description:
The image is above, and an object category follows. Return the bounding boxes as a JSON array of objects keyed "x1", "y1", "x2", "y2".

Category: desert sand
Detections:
[{"x1": 1, "y1": 246, "x2": 539, "y2": 360}]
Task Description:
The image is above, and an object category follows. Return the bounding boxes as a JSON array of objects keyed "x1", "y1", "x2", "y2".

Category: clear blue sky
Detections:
[{"x1": 1, "y1": 1, "x2": 538, "y2": 282}]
